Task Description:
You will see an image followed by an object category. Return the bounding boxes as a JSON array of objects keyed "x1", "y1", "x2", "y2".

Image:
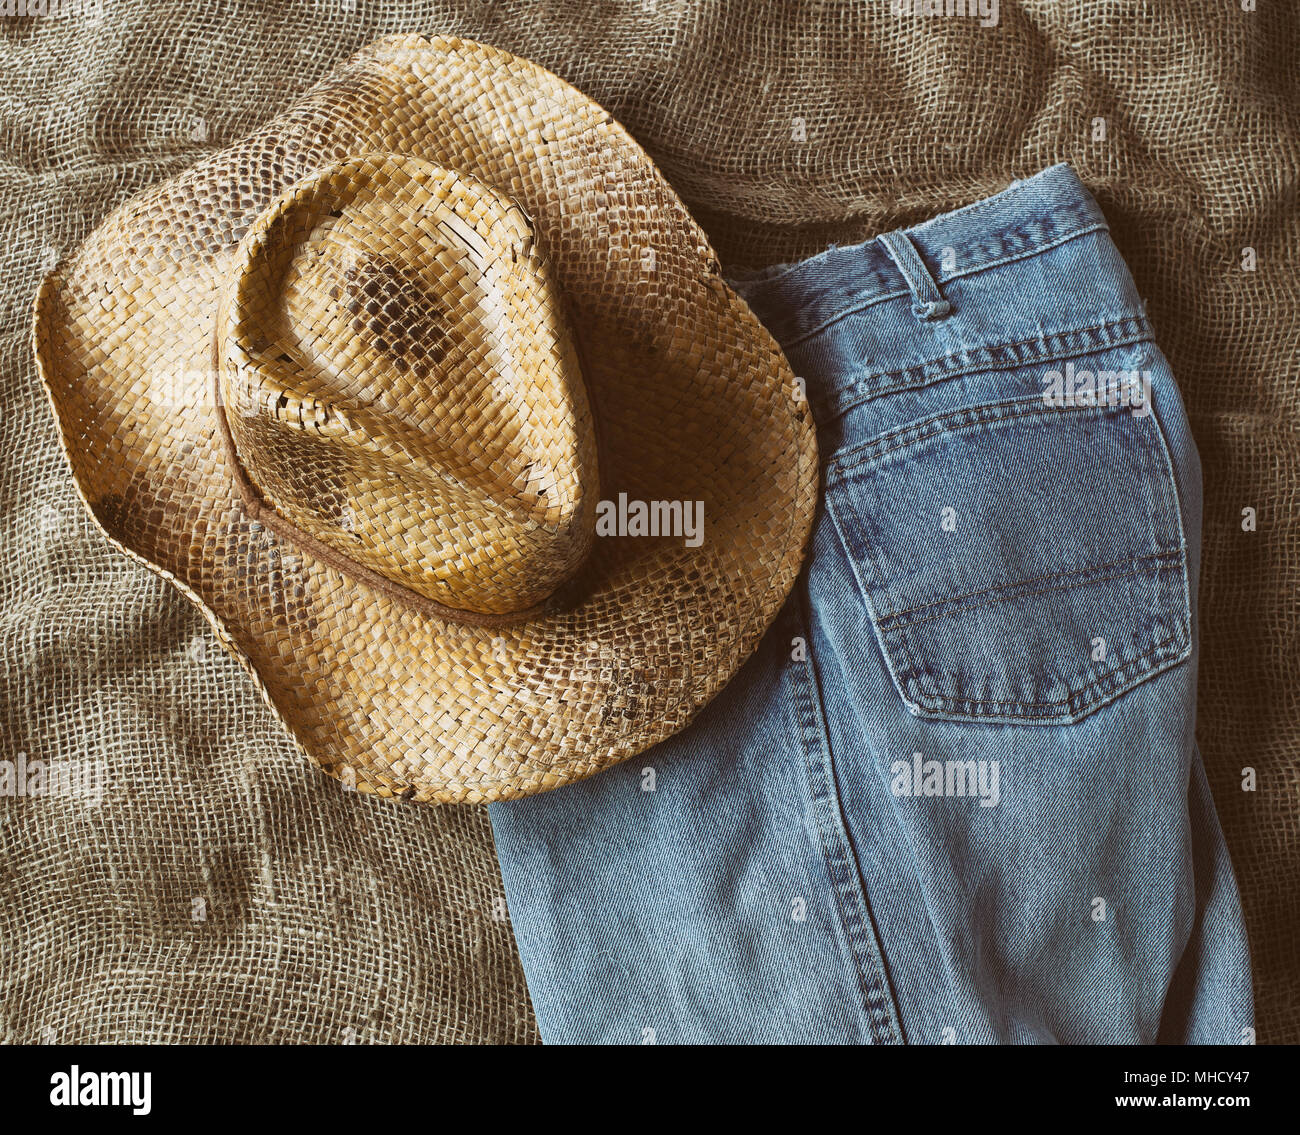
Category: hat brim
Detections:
[{"x1": 32, "y1": 34, "x2": 817, "y2": 803}]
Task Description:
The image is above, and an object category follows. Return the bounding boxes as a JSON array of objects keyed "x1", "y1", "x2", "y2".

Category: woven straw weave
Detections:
[
  {"x1": 2, "y1": 1, "x2": 1297, "y2": 1043},
  {"x1": 218, "y1": 154, "x2": 598, "y2": 620}
]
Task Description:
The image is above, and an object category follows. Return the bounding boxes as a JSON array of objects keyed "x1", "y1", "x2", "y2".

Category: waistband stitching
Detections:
[
  {"x1": 782, "y1": 220, "x2": 1111, "y2": 351},
  {"x1": 817, "y1": 314, "x2": 1154, "y2": 421}
]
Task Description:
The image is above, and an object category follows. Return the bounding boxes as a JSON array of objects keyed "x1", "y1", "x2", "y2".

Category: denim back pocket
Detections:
[{"x1": 825, "y1": 391, "x2": 1191, "y2": 724}]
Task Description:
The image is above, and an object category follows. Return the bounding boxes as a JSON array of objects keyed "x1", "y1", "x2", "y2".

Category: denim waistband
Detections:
[{"x1": 729, "y1": 164, "x2": 1154, "y2": 423}]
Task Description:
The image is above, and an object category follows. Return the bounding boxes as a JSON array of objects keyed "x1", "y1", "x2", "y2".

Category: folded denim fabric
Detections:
[{"x1": 489, "y1": 164, "x2": 1253, "y2": 1044}]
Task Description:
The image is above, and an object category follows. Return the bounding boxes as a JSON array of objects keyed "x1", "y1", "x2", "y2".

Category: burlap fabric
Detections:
[{"x1": 2, "y1": 2, "x2": 1295, "y2": 1043}]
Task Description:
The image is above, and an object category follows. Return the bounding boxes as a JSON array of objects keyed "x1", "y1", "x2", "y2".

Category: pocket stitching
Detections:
[
  {"x1": 826, "y1": 387, "x2": 1192, "y2": 725},
  {"x1": 894, "y1": 622, "x2": 1189, "y2": 719},
  {"x1": 830, "y1": 389, "x2": 1126, "y2": 479},
  {"x1": 877, "y1": 549, "x2": 1184, "y2": 629}
]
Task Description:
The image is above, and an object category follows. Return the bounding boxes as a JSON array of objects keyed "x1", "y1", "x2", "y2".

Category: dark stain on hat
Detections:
[{"x1": 344, "y1": 253, "x2": 449, "y2": 376}]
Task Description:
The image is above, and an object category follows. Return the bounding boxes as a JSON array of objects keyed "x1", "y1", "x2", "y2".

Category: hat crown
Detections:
[{"x1": 216, "y1": 154, "x2": 598, "y2": 619}]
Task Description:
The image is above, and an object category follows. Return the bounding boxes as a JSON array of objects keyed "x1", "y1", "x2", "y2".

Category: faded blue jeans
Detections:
[{"x1": 488, "y1": 165, "x2": 1253, "y2": 1044}]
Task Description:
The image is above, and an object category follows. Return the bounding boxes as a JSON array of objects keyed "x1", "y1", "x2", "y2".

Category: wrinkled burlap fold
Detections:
[{"x1": 2, "y1": 1, "x2": 1296, "y2": 1043}]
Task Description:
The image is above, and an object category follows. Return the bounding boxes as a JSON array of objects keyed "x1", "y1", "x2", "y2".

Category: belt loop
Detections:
[{"x1": 876, "y1": 229, "x2": 953, "y2": 322}]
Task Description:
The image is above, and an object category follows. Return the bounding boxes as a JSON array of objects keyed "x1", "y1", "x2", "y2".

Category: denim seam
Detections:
[
  {"x1": 787, "y1": 284, "x2": 913, "y2": 342},
  {"x1": 876, "y1": 549, "x2": 1185, "y2": 628},
  {"x1": 818, "y1": 318, "x2": 1154, "y2": 434},
  {"x1": 895, "y1": 625, "x2": 1189, "y2": 719},
  {"x1": 781, "y1": 221, "x2": 1112, "y2": 350},
  {"x1": 885, "y1": 560, "x2": 1190, "y2": 717},
  {"x1": 829, "y1": 386, "x2": 1134, "y2": 478},
  {"x1": 815, "y1": 322, "x2": 1154, "y2": 427},
  {"x1": 823, "y1": 387, "x2": 1194, "y2": 724},
  {"x1": 824, "y1": 486, "x2": 932, "y2": 723},
  {"x1": 884, "y1": 565, "x2": 1189, "y2": 722},
  {"x1": 875, "y1": 544, "x2": 1187, "y2": 723},
  {"x1": 1146, "y1": 385, "x2": 1197, "y2": 673},
  {"x1": 788, "y1": 588, "x2": 905, "y2": 1044},
  {"x1": 1145, "y1": 388, "x2": 1192, "y2": 642}
]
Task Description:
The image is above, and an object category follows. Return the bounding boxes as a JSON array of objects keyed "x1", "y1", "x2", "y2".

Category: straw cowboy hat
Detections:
[{"x1": 33, "y1": 34, "x2": 817, "y2": 803}]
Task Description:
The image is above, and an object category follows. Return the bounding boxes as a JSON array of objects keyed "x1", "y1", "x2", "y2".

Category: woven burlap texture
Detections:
[{"x1": 3, "y1": 2, "x2": 1296, "y2": 1043}]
